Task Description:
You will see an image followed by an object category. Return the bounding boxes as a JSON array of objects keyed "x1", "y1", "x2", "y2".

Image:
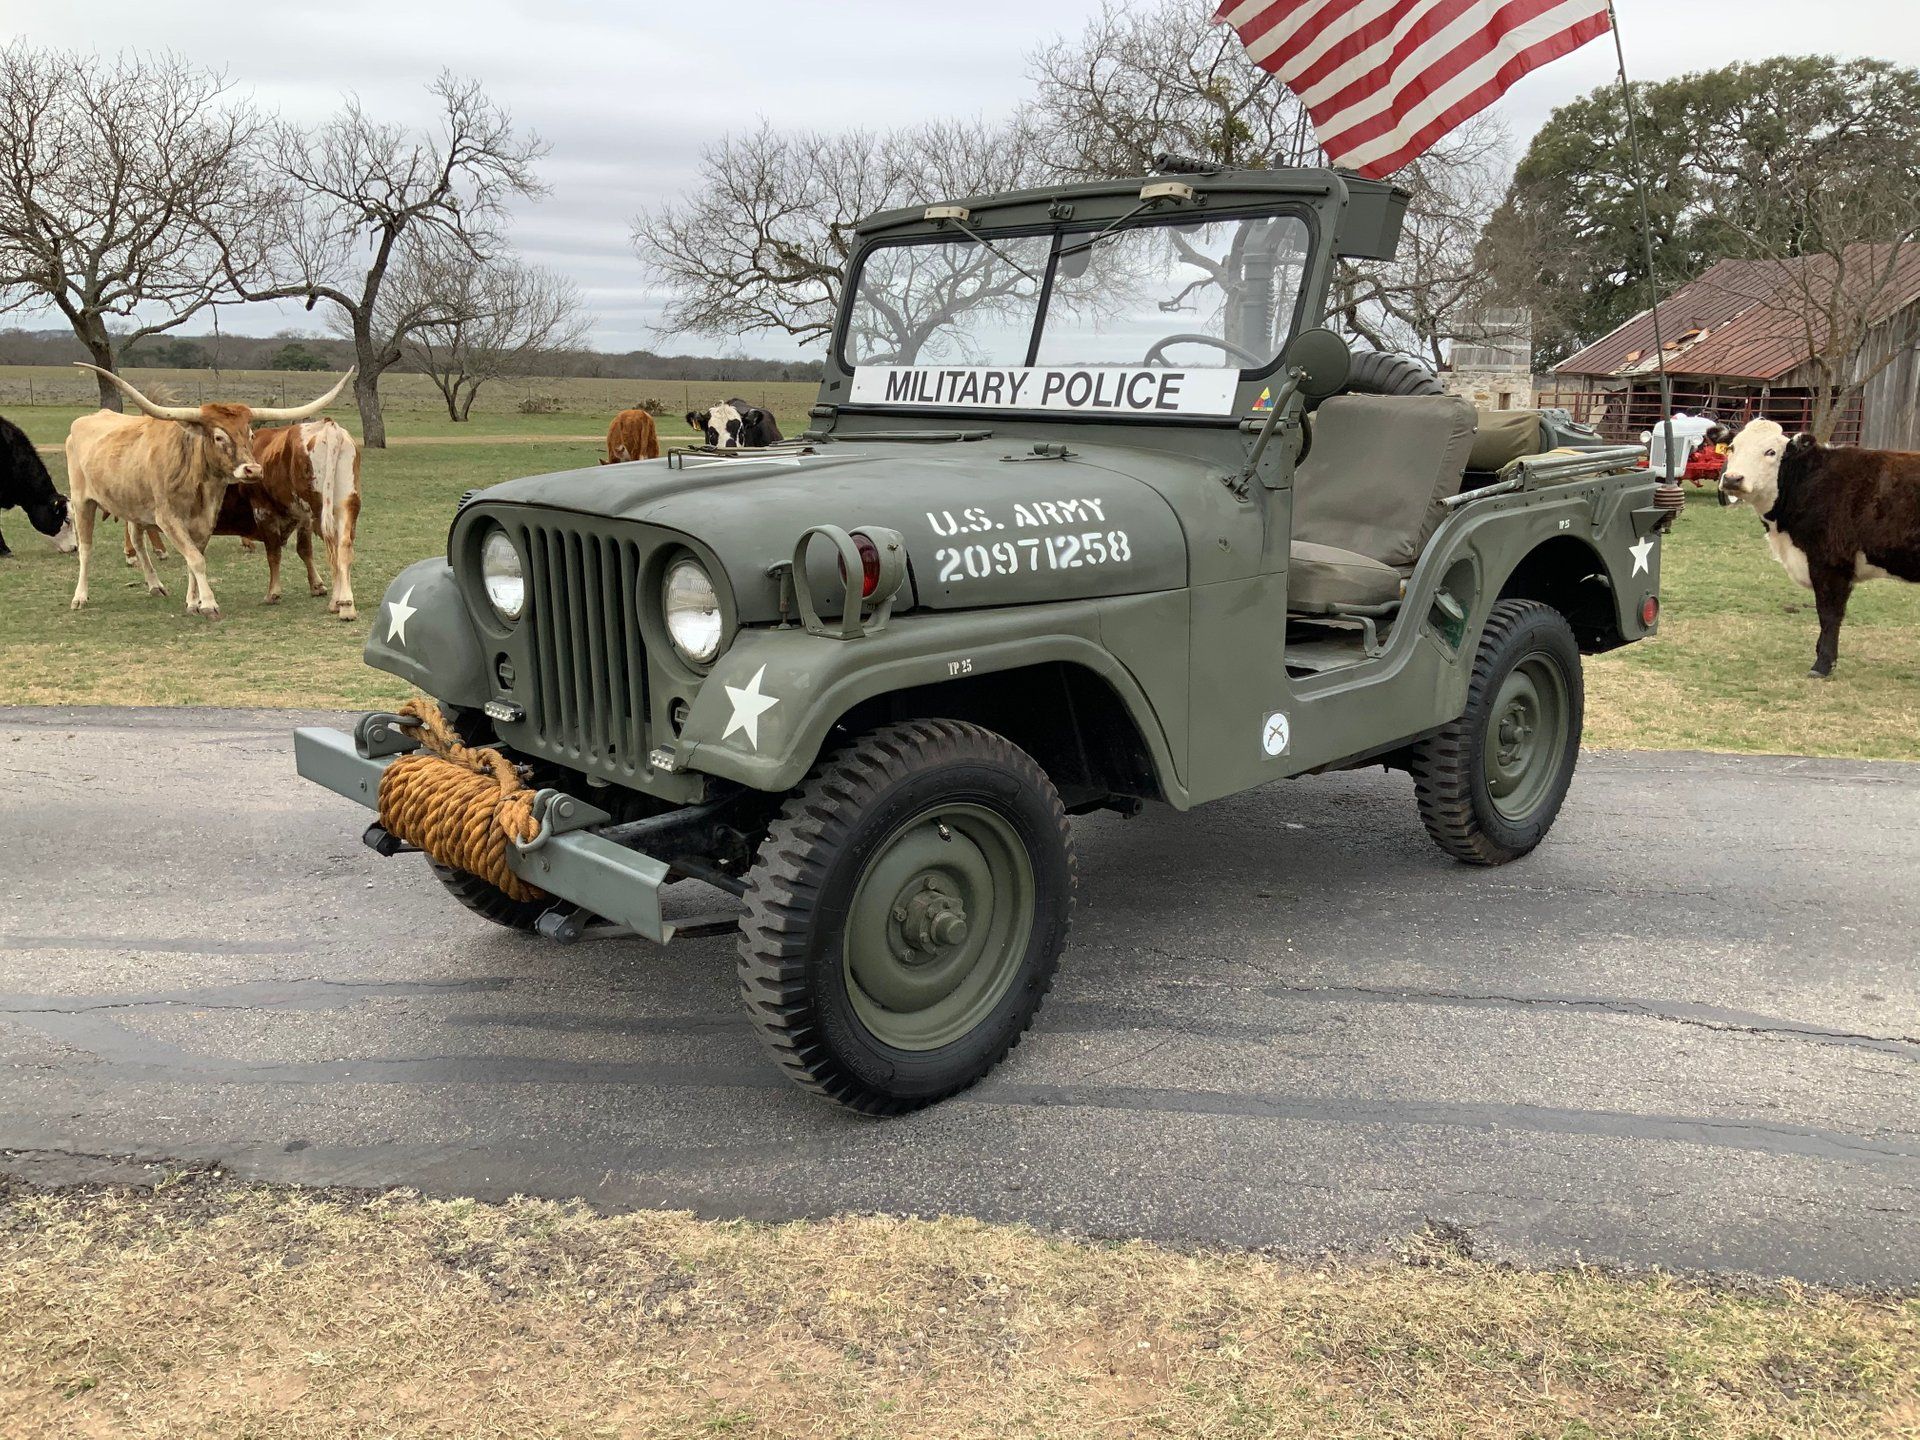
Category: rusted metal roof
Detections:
[{"x1": 1556, "y1": 245, "x2": 1920, "y2": 382}]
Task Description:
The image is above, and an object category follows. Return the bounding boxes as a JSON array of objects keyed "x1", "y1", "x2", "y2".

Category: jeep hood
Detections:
[{"x1": 472, "y1": 443, "x2": 1189, "y2": 619}]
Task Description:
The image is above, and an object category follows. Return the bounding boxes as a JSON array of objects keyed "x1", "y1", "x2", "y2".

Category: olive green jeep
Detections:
[{"x1": 296, "y1": 164, "x2": 1667, "y2": 1113}]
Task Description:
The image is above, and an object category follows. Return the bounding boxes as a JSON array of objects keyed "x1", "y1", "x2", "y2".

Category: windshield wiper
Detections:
[
  {"x1": 943, "y1": 217, "x2": 1042, "y2": 282},
  {"x1": 1055, "y1": 200, "x2": 1157, "y2": 260}
]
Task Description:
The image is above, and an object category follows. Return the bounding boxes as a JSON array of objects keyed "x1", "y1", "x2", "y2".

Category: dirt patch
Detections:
[{"x1": 2, "y1": 1174, "x2": 1915, "y2": 1438}]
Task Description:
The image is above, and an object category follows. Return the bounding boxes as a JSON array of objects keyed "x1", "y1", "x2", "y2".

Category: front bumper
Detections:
[{"x1": 293, "y1": 722, "x2": 684, "y2": 943}]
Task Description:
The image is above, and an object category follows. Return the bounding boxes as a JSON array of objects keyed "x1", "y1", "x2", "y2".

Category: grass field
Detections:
[
  {"x1": 3, "y1": 1175, "x2": 1915, "y2": 1439},
  {"x1": 2, "y1": 394, "x2": 1917, "y2": 756}
]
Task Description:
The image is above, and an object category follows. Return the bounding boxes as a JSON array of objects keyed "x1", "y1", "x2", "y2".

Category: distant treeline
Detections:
[{"x1": 0, "y1": 328, "x2": 825, "y2": 383}]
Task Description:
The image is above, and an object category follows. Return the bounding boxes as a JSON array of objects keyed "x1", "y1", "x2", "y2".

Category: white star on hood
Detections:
[
  {"x1": 1629, "y1": 536, "x2": 1655, "y2": 576},
  {"x1": 385, "y1": 586, "x2": 418, "y2": 644},
  {"x1": 722, "y1": 664, "x2": 780, "y2": 749}
]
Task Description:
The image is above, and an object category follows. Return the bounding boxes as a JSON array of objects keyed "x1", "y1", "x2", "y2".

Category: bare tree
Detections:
[
  {"x1": 1028, "y1": 0, "x2": 1317, "y2": 175},
  {"x1": 0, "y1": 43, "x2": 267, "y2": 410},
  {"x1": 390, "y1": 246, "x2": 590, "y2": 420},
  {"x1": 1703, "y1": 191, "x2": 1920, "y2": 440},
  {"x1": 633, "y1": 116, "x2": 1046, "y2": 349},
  {"x1": 1325, "y1": 116, "x2": 1519, "y2": 367},
  {"x1": 229, "y1": 72, "x2": 548, "y2": 446}
]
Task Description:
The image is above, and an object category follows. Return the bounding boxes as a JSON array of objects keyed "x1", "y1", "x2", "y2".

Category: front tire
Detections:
[
  {"x1": 1409, "y1": 600, "x2": 1584, "y2": 866},
  {"x1": 737, "y1": 719, "x2": 1075, "y2": 1115},
  {"x1": 428, "y1": 859, "x2": 548, "y2": 931}
]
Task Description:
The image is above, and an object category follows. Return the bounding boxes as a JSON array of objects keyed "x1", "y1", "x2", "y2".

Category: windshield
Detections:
[
  {"x1": 841, "y1": 211, "x2": 1312, "y2": 393},
  {"x1": 844, "y1": 233, "x2": 1050, "y2": 368},
  {"x1": 1039, "y1": 216, "x2": 1309, "y2": 369}
]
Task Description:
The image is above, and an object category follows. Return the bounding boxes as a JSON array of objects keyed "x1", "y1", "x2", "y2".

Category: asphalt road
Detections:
[{"x1": 3, "y1": 707, "x2": 1917, "y2": 1287}]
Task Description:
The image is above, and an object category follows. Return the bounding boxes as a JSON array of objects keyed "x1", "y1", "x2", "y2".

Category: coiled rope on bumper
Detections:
[{"x1": 375, "y1": 698, "x2": 546, "y2": 902}]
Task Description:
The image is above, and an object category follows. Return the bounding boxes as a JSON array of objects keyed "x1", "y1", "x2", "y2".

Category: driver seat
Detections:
[{"x1": 1287, "y1": 394, "x2": 1478, "y2": 614}]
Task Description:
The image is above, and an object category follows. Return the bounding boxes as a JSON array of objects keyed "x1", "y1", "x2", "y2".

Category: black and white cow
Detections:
[
  {"x1": 0, "y1": 413, "x2": 75, "y2": 558},
  {"x1": 685, "y1": 398, "x2": 784, "y2": 449},
  {"x1": 1721, "y1": 418, "x2": 1920, "y2": 677}
]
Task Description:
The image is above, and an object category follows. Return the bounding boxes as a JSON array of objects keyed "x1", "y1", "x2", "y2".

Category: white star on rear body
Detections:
[
  {"x1": 1629, "y1": 536, "x2": 1655, "y2": 576},
  {"x1": 385, "y1": 586, "x2": 418, "y2": 644},
  {"x1": 723, "y1": 665, "x2": 780, "y2": 749}
]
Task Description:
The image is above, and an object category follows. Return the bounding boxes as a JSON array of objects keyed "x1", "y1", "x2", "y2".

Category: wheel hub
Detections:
[
  {"x1": 1496, "y1": 702, "x2": 1535, "y2": 764},
  {"x1": 893, "y1": 875, "x2": 970, "y2": 959}
]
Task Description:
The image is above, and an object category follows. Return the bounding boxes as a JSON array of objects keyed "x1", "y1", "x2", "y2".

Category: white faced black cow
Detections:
[
  {"x1": 684, "y1": 399, "x2": 783, "y2": 449},
  {"x1": 1721, "y1": 418, "x2": 1920, "y2": 677}
]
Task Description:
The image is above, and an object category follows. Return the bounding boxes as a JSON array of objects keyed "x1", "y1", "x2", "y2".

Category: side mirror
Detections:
[{"x1": 1286, "y1": 328, "x2": 1352, "y2": 401}]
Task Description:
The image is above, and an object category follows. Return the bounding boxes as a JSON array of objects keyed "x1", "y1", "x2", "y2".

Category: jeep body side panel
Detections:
[{"x1": 1201, "y1": 476, "x2": 1659, "y2": 798}]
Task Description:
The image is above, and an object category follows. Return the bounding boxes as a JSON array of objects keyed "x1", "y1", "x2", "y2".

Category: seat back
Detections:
[{"x1": 1293, "y1": 394, "x2": 1478, "y2": 569}]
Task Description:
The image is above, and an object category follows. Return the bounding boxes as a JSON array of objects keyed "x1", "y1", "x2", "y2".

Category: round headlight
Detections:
[
  {"x1": 663, "y1": 557, "x2": 724, "y2": 665},
  {"x1": 480, "y1": 528, "x2": 524, "y2": 623}
]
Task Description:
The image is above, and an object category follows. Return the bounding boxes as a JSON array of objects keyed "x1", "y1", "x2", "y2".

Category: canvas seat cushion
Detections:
[{"x1": 1287, "y1": 541, "x2": 1405, "y2": 612}]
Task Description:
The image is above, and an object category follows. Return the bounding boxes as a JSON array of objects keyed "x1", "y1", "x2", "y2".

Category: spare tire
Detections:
[{"x1": 1345, "y1": 349, "x2": 1447, "y2": 397}]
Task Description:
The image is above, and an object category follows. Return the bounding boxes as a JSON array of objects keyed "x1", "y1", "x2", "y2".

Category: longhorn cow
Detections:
[{"x1": 64, "y1": 364, "x2": 352, "y2": 619}]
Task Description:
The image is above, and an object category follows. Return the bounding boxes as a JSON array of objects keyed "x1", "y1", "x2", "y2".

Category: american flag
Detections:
[{"x1": 1214, "y1": 0, "x2": 1613, "y2": 179}]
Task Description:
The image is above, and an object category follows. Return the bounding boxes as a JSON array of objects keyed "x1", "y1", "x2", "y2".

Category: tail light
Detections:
[
  {"x1": 1641, "y1": 595, "x2": 1659, "y2": 627},
  {"x1": 838, "y1": 531, "x2": 883, "y2": 598}
]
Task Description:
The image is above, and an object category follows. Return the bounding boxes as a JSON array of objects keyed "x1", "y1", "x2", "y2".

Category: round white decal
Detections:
[{"x1": 1261, "y1": 711, "x2": 1291, "y2": 758}]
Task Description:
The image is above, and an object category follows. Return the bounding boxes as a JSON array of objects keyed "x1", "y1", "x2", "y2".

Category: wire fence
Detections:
[
  {"x1": 0, "y1": 372, "x2": 322, "y2": 410},
  {"x1": 1536, "y1": 386, "x2": 1864, "y2": 447}
]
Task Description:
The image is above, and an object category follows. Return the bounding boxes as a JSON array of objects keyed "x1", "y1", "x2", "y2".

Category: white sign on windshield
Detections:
[{"x1": 850, "y1": 365, "x2": 1240, "y2": 417}]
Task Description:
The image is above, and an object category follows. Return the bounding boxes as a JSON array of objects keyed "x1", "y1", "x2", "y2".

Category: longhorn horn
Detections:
[
  {"x1": 72, "y1": 363, "x2": 201, "y2": 422},
  {"x1": 251, "y1": 369, "x2": 356, "y2": 423}
]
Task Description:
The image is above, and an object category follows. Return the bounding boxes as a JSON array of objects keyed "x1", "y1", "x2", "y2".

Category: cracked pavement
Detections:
[{"x1": 3, "y1": 707, "x2": 1917, "y2": 1286}]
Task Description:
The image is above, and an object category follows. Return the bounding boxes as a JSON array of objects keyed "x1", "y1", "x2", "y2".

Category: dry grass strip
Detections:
[{"x1": 2, "y1": 1175, "x2": 1916, "y2": 1439}]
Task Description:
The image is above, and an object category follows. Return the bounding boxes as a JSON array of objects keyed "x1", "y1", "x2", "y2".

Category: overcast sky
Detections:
[{"x1": 8, "y1": 0, "x2": 1920, "y2": 358}]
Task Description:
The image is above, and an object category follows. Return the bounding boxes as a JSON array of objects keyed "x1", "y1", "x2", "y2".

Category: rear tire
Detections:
[
  {"x1": 428, "y1": 859, "x2": 547, "y2": 931},
  {"x1": 736, "y1": 719, "x2": 1075, "y2": 1115},
  {"x1": 1410, "y1": 600, "x2": 1583, "y2": 866}
]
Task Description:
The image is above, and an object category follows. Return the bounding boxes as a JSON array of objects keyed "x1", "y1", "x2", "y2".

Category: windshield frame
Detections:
[{"x1": 831, "y1": 202, "x2": 1320, "y2": 418}]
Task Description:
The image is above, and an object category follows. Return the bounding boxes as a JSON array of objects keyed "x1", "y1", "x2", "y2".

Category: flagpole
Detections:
[{"x1": 1606, "y1": 0, "x2": 1677, "y2": 477}]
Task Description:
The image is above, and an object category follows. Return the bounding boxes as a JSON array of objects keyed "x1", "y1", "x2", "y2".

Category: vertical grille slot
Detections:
[{"x1": 509, "y1": 516, "x2": 650, "y2": 776}]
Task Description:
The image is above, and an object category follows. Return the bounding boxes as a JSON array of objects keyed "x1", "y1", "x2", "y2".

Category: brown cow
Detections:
[
  {"x1": 602, "y1": 407, "x2": 661, "y2": 464},
  {"x1": 199, "y1": 419, "x2": 362, "y2": 619},
  {"x1": 65, "y1": 365, "x2": 352, "y2": 619},
  {"x1": 1721, "y1": 418, "x2": 1920, "y2": 676}
]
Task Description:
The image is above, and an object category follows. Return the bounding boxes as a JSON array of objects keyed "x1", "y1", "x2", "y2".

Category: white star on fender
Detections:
[
  {"x1": 1629, "y1": 537, "x2": 1655, "y2": 576},
  {"x1": 385, "y1": 586, "x2": 418, "y2": 644},
  {"x1": 722, "y1": 664, "x2": 780, "y2": 749}
]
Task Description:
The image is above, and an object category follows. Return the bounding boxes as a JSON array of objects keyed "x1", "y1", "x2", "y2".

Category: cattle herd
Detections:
[
  {"x1": 10, "y1": 385, "x2": 1907, "y2": 680},
  {"x1": 0, "y1": 373, "x2": 791, "y2": 630}
]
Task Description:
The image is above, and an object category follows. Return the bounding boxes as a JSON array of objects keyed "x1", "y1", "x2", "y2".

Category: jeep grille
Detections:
[{"x1": 513, "y1": 518, "x2": 651, "y2": 777}]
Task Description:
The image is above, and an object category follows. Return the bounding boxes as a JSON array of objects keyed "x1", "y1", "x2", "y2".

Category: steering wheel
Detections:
[{"x1": 1142, "y1": 333, "x2": 1266, "y2": 367}]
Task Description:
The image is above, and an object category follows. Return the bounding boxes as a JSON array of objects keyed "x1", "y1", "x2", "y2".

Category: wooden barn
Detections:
[{"x1": 1543, "y1": 245, "x2": 1920, "y2": 450}]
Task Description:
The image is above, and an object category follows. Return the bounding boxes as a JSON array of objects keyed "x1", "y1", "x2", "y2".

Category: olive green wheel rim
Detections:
[
  {"x1": 842, "y1": 802, "x2": 1036, "y2": 1052},
  {"x1": 1484, "y1": 653, "x2": 1570, "y2": 822}
]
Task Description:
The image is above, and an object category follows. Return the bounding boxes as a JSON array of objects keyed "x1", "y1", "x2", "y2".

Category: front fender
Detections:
[
  {"x1": 363, "y1": 559, "x2": 489, "y2": 707},
  {"x1": 673, "y1": 599, "x2": 1186, "y2": 801}
]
